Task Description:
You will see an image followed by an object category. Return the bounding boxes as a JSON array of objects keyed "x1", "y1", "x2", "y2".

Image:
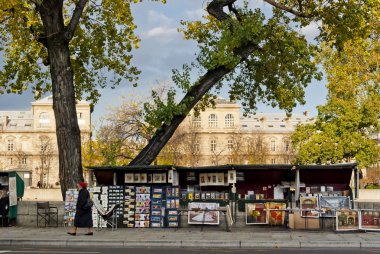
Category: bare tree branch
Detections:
[
  {"x1": 65, "y1": 0, "x2": 89, "y2": 41},
  {"x1": 263, "y1": 0, "x2": 314, "y2": 18}
]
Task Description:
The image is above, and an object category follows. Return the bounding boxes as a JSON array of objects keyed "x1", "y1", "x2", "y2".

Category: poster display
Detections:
[
  {"x1": 268, "y1": 202, "x2": 286, "y2": 225},
  {"x1": 150, "y1": 186, "x2": 165, "y2": 228},
  {"x1": 123, "y1": 186, "x2": 136, "y2": 228},
  {"x1": 135, "y1": 186, "x2": 151, "y2": 228},
  {"x1": 300, "y1": 197, "x2": 319, "y2": 218},
  {"x1": 64, "y1": 189, "x2": 78, "y2": 227},
  {"x1": 336, "y1": 210, "x2": 359, "y2": 231},
  {"x1": 108, "y1": 185, "x2": 124, "y2": 227},
  {"x1": 246, "y1": 203, "x2": 267, "y2": 224},
  {"x1": 360, "y1": 210, "x2": 380, "y2": 231},
  {"x1": 8, "y1": 177, "x2": 17, "y2": 206},
  {"x1": 188, "y1": 202, "x2": 220, "y2": 225},
  {"x1": 319, "y1": 196, "x2": 350, "y2": 217},
  {"x1": 166, "y1": 186, "x2": 180, "y2": 227}
]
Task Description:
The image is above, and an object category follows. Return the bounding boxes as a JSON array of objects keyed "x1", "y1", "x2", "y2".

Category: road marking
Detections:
[{"x1": 0, "y1": 251, "x2": 99, "y2": 254}]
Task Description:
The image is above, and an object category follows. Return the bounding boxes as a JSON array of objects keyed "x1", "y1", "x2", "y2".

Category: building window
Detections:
[
  {"x1": 7, "y1": 140, "x2": 14, "y2": 151},
  {"x1": 41, "y1": 143, "x2": 48, "y2": 152},
  {"x1": 39, "y1": 112, "x2": 50, "y2": 127},
  {"x1": 225, "y1": 114, "x2": 234, "y2": 128},
  {"x1": 227, "y1": 140, "x2": 233, "y2": 151},
  {"x1": 271, "y1": 158, "x2": 276, "y2": 164},
  {"x1": 22, "y1": 157, "x2": 27, "y2": 165},
  {"x1": 211, "y1": 140, "x2": 216, "y2": 152},
  {"x1": 208, "y1": 114, "x2": 218, "y2": 128},
  {"x1": 284, "y1": 159, "x2": 290, "y2": 164},
  {"x1": 8, "y1": 157, "x2": 13, "y2": 165},
  {"x1": 270, "y1": 140, "x2": 276, "y2": 152},
  {"x1": 77, "y1": 112, "x2": 85, "y2": 126},
  {"x1": 284, "y1": 141, "x2": 290, "y2": 152},
  {"x1": 256, "y1": 142, "x2": 262, "y2": 151},
  {"x1": 194, "y1": 140, "x2": 200, "y2": 153},
  {"x1": 192, "y1": 115, "x2": 201, "y2": 128},
  {"x1": 228, "y1": 157, "x2": 233, "y2": 164}
]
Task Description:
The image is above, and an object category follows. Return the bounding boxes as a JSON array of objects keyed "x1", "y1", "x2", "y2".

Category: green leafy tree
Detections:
[
  {"x1": 130, "y1": 0, "x2": 379, "y2": 166},
  {"x1": 0, "y1": 0, "x2": 162, "y2": 196},
  {"x1": 292, "y1": 38, "x2": 380, "y2": 168}
]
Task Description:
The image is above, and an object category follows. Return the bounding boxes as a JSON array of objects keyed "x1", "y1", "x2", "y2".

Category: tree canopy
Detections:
[
  {"x1": 0, "y1": 0, "x2": 162, "y2": 196},
  {"x1": 292, "y1": 38, "x2": 380, "y2": 168},
  {"x1": 131, "y1": 0, "x2": 380, "y2": 165},
  {"x1": 0, "y1": 0, "x2": 145, "y2": 103}
]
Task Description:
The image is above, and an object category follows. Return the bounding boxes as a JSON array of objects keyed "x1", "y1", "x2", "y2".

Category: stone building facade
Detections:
[
  {"x1": 0, "y1": 96, "x2": 91, "y2": 188},
  {"x1": 159, "y1": 98, "x2": 314, "y2": 166}
]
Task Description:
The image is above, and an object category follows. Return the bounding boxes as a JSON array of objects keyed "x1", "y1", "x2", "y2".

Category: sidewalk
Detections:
[{"x1": 1, "y1": 226, "x2": 380, "y2": 249}]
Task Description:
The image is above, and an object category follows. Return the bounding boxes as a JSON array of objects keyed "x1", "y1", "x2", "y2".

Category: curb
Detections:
[{"x1": 0, "y1": 239, "x2": 378, "y2": 248}]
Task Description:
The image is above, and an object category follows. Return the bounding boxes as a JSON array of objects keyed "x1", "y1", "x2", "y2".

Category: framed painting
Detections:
[
  {"x1": 124, "y1": 173, "x2": 134, "y2": 183},
  {"x1": 360, "y1": 210, "x2": 380, "y2": 231},
  {"x1": 246, "y1": 203, "x2": 267, "y2": 224},
  {"x1": 268, "y1": 202, "x2": 286, "y2": 225},
  {"x1": 140, "y1": 173, "x2": 147, "y2": 183},
  {"x1": 188, "y1": 202, "x2": 220, "y2": 225},
  {"x1": 319, "y1": 196, "x2": 350, "y2": 217},
  {"x1": 336, "y1": 210, "x2": 359, "y2": 231},
  {"x1": 300, "y1": 196, "x2": 319, "y2": 218},
  {"x1": 217, "y1": 173, "x2": 224, "y2": 185},
  {"x1": 134, "y1": 173, "x2": 141, "y2": 183},
  {"x1": 228, "y1": 170, "x2": 236, "y2": 184},
  {"x1": 199, "y1": 173, "x2": 207, "y2": 186},
  {"x1": 153, "y1": 173, "x2": 161, "y2": 183}
]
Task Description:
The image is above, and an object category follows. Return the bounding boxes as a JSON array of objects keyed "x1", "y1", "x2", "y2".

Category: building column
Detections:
[{"x1": 354, "y1": 167, "x2": 359, "y2": 200}]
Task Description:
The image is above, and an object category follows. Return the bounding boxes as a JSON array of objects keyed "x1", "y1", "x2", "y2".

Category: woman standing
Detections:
[{"x1": 68, "y1": 182, "x2": 93, "y2": 235}]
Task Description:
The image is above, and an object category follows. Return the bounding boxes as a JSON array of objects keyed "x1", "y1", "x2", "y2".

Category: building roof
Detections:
[
  {"x1": 0, "y1": 111, "x2": 34, "y2": 131},
  {"x1": 32, "y1": 95, "x2": 90, "y2": 106},
  {"x1": 240, "y1": 112, "x2": 315, "y2": 133}
]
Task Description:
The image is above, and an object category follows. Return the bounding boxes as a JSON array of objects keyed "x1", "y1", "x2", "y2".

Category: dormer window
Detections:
[{"x1": 39, "y1": 112, "x2": 50, "y2": 127}]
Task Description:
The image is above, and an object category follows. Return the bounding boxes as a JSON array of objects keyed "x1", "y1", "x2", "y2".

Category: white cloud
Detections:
[
  {"x1": 184, "y1": 8, "x2": 206, "y2": 20},
  {"x1": 300, "y1": 21, "x2": 322, "y2": 40},
  {"x1": 147, "y1": 10, "x2": 172, "y2": 26},
  {"x1": 144, "y1": 26, "x2": 178, "y2": 39}
]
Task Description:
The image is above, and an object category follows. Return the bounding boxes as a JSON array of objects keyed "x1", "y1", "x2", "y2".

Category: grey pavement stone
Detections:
[
  {"x1": 361, "y1": 242, "x2": 380, "y2": 248},
  {"x1": 1, "y1": 227, "x2": 380, "y2": 249},
  {"x1": 68, "y1": 240, "x2": 124, "y2": 247},
  {"x1": 124, "y1": 240, "x2": 182, "y2": 248},
  {"x1": 300, "y1": 241, "x2": 361, "y2": 248},
  {"x1": 240, "y1": 240, "x2": 300, "y2": 248},
  {"x1": 181, "y1": 240, "x2": 240, "y2": 248}
]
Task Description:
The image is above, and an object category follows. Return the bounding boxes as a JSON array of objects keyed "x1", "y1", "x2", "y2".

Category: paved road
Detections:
[{"x1": 2, "y1": 247, "x2": 380, "y2": 254}]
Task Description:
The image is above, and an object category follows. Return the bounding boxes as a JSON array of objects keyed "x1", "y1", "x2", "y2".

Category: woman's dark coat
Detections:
[{"x1": 74, "y1": 188, "x2": 93, "y2": 227}]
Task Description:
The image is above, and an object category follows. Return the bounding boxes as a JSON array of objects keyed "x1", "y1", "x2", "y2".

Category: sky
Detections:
[{"x1": 0, "y1": 0, "x2": 327, "y2": 124}]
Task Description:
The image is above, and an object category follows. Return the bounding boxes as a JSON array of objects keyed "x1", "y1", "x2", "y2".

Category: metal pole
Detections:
[{"x1": 295, "y1": 169, "x2": 300, "y2": 202}]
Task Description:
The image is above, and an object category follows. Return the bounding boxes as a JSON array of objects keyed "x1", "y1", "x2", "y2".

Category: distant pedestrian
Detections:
[
  {"x1": 37, "y1": 181, "x2": 42, "y2": 189},
  {"x1": 68, "y1": 182, "x2": 93, "y2": 236}
]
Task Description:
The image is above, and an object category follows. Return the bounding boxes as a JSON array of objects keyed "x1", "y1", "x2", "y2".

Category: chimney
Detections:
[{"x1": 0, "y1": 116, "x2": 8, "y2": 130}]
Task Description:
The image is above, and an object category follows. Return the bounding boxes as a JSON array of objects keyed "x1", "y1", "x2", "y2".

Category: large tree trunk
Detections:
[
  {"x1": 37, "y1": 1, "x2": 83, "y2": 198},
  {"x1": 129, "y1": 67, "x2": 230, "y2": 165}
]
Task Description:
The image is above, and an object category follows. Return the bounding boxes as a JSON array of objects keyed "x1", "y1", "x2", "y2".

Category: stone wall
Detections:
[
  {"x1": 16, "y1": 201, "x2": 65, "y2": 227},
  {"x1": 23, "y1": 188, "x2": 63, "y2": 201}
]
